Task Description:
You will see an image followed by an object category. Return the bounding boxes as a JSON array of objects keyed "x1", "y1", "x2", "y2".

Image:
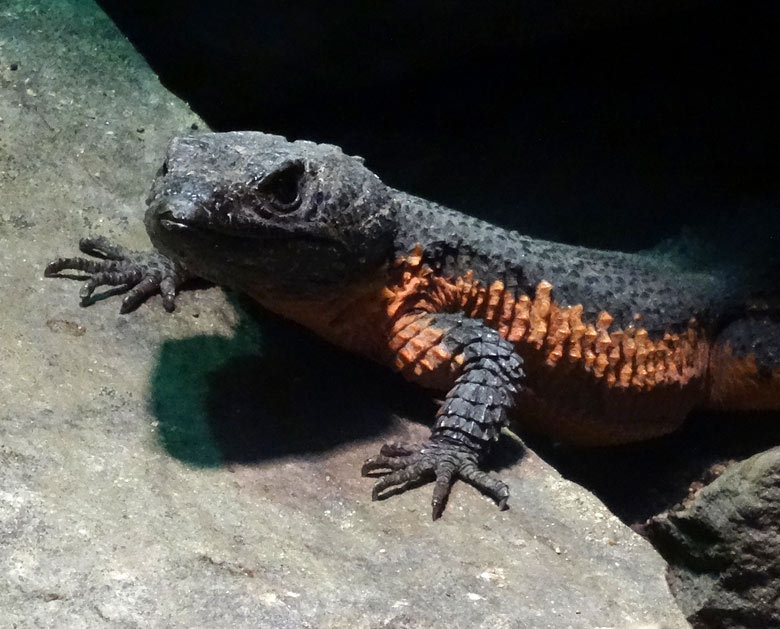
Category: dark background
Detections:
[{"x1": 97, "y1": 0, "x2": 779, "y2": 251}]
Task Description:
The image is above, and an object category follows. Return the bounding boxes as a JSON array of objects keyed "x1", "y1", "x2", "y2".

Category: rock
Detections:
[
  {"x1": 646, "y1": 447, "x2": 780, "y2": 628},
  {"x1": 0, "y1": 1, "x2": 688, "y2": 627}
]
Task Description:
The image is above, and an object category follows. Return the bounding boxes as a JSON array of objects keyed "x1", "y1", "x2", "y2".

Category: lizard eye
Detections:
[{"x1": 259, "y1": 160, "x2": 304, "y2": 212}]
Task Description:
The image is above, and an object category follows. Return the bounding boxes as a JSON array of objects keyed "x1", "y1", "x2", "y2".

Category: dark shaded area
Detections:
[
  {"x1": 96, "y1": 0, "x2": 780, "y2": 249},
  {"x1": 151, "y1": 294, "x2": 526, "y2": 472},
  {"x1": 151, "y1": 294, "x2": 435, "y2": 465},
  {"x1": 150, "y1": 291, "x2": 780, "y2": 525},
  {"x1": 528, "y1": 409, "x2": 780, "y2": 525}
]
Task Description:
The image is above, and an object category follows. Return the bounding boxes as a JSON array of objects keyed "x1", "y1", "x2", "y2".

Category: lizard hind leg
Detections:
[
  {"x1": 708, "y1": 315, "x2": 780, "y2": 411},
  {"x1": 362, "y1": 315, "x2": 524, "y2": 519}
]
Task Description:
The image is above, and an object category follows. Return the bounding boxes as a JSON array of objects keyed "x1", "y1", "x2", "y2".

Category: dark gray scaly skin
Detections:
[{"x1": 45, "y1": 132, "x2": 779, "y2": 519}]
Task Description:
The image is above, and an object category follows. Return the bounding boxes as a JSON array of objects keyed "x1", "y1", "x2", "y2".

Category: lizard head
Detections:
[{"x1": 145, "y1": 132, "x2": 396, "y2": 300}]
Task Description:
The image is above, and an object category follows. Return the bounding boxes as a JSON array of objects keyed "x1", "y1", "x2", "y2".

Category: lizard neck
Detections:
[{"x1": 246, "y1": 271, "x2": 395, "y2": 361}]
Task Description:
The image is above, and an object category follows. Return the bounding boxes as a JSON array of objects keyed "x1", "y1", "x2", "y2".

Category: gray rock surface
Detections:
[
  {"x1": 647, "y1": 447, "x2": 780, "y2": 629},
  {"x1": 0, "y1": 1, "x2": 688, "y2": 627}
]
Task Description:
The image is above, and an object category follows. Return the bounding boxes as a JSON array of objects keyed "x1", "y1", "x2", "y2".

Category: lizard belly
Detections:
[{"x1": 513, "y1": 348, "x2": 705, "y2": 446}]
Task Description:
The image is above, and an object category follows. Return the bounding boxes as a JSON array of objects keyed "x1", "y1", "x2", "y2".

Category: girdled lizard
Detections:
[{"x1": 46, "y1": 132, "x2": 780, "y2": 519}]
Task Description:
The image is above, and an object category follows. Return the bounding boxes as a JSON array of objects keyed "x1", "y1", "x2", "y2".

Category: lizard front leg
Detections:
[
  {"x1": 45, "y1": 235, "x2": 190, "y2": 313},
  {"x1": 362, "y1": 313, "x2": 525, "y2": 519}
]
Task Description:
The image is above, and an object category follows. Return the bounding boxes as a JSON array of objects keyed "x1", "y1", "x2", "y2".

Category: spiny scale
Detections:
[{"x1": 385, "y1": 244, "x2": 710, "y2": 391}]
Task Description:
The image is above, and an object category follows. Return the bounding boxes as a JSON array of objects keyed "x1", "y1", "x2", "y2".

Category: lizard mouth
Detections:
[
  {"x1": 159, "y1": 217, "x2": 191, "y2": 231},
  {"x1": 155, "y1": 210, "x2": 347, "y2": 251}
]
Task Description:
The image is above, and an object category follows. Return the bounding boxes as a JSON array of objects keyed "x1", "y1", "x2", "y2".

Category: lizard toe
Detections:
[
  {"x1": 79, "y1": 236, "x2": 130, "y2": 261},
  {"x1": 370, "y1": 458, "x2": 436, "y2": 501},
  {"x1": 45, "y1": 255, "x2": 120, "y2": 278},
  {"x1": 459, "y1": 463, "x2": 510, "y2": 510},
  {"x1": 363, "y1": 439, "x2": 510, "y2": 517},
  {"x1": 361, "y1": 453, "x2": 415, "y2": 475}
]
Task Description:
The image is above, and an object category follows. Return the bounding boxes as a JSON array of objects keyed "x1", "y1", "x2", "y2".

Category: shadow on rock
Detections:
[{"x1": 150, "y1": 295, "x2": 434, "y2": 466}]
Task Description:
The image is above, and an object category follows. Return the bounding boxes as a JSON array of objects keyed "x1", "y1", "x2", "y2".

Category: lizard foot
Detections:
[
  {"x1": 362, "y1": 440, "x2": 509, "y2": 520},
  {"x1": 45, "y1": 235, "x2": 189, "y2": 313}
]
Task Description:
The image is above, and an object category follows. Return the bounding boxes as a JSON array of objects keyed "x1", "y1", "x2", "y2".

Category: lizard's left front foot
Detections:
[{"x1": 362, "y1": 439, "x2": 509, "y2": 520}]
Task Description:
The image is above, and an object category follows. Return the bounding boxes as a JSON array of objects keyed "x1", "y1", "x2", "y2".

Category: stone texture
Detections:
[
  {"x1": 0, "y1": 2, "x2": 688, "y2": 627},
  {"x1": 647, "y1": 447, "x2": 780, "y2": 629}
]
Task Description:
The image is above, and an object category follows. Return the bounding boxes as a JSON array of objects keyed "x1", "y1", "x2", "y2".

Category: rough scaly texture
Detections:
[{"x1": 45, "y1": 131, "x2": 780, "y2": 519}]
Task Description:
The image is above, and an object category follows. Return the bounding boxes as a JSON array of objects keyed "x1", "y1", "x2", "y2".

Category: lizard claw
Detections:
[
  {"x1": 45, "y1": 235, "x2": 189, "y2": 312},
  {"x1": 362, "y1": 440, "x2": 509, "y2": 519}
]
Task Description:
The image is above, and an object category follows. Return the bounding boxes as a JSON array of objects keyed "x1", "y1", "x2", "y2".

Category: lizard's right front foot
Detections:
[
  {"x1": 362, "y1": 439, "x2": 510, "y2": 520},
  {"x1": 45, "y1": 236, "x2": 189, "y2": 313}
]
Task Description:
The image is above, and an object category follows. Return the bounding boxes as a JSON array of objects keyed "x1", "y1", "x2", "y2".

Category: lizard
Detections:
[{"x1": 45, "y1": 131, "x2": 780, "y2": 519}]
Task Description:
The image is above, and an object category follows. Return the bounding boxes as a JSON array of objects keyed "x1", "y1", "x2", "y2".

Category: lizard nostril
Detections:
[{"x1": 154, "y1": 204, "x2": 192, "y2": 231}]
